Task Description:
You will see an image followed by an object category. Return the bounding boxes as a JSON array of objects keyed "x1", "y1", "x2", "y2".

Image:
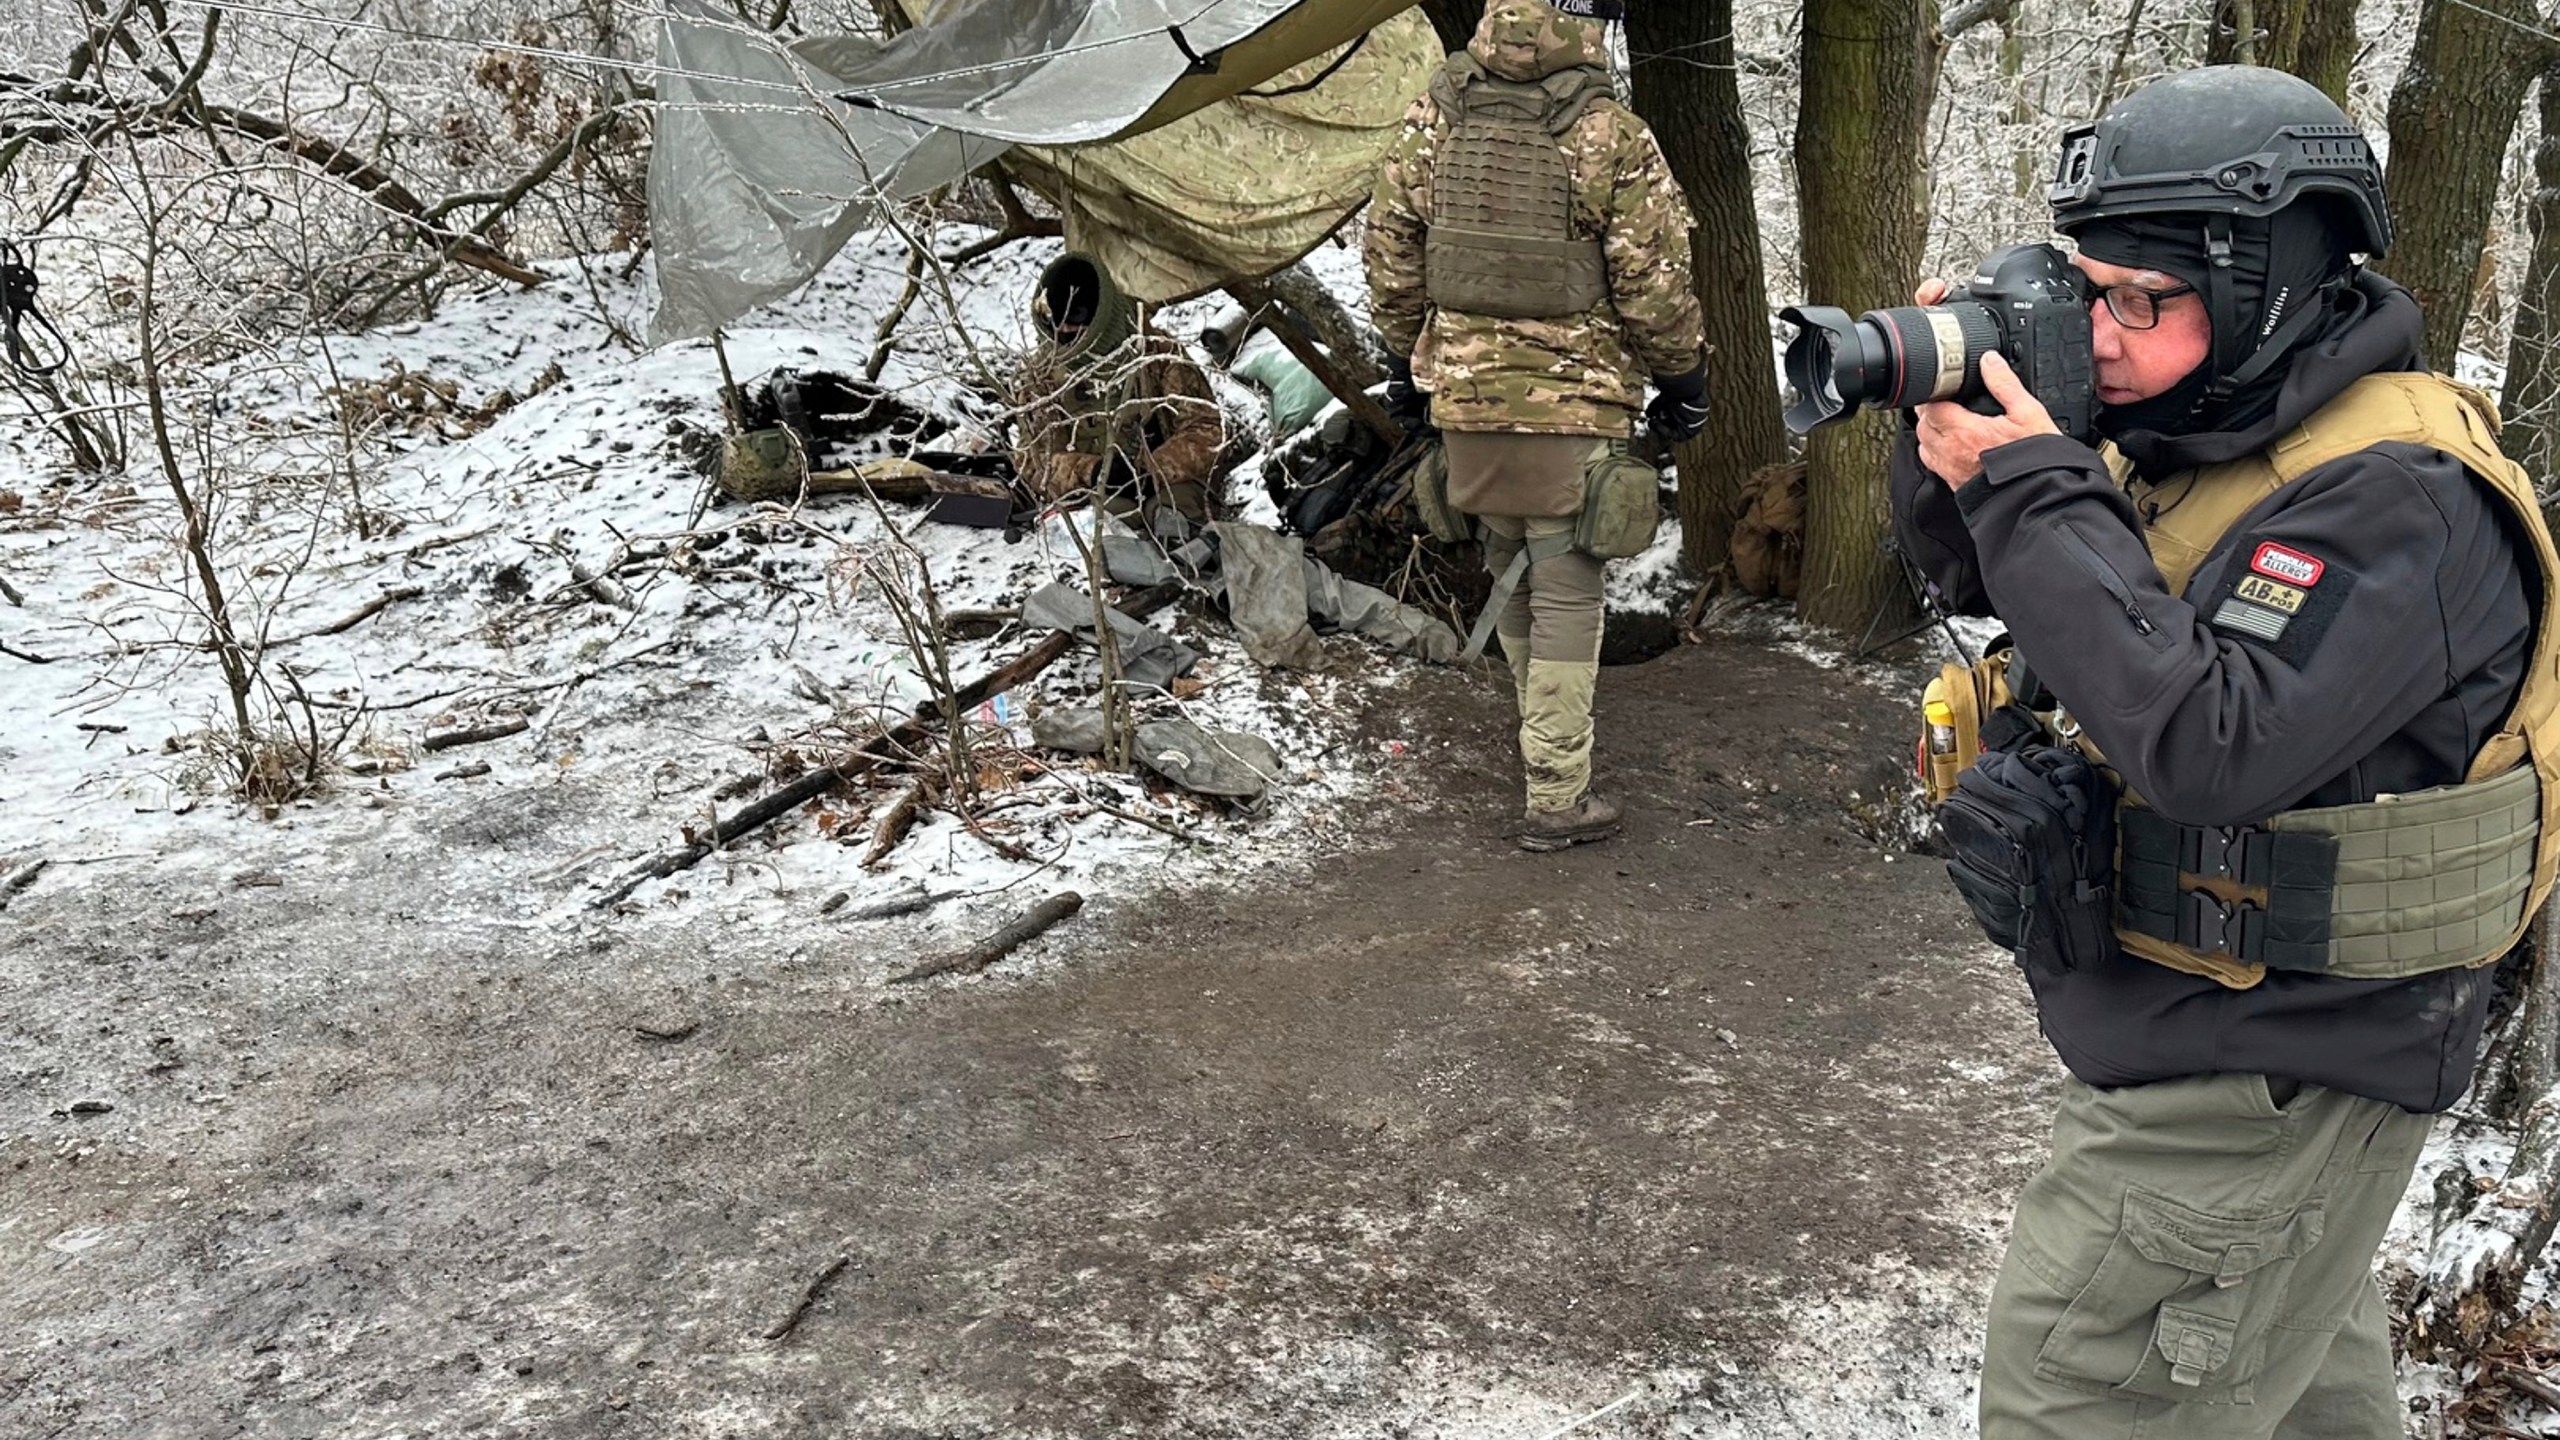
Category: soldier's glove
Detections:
[
  {"x1": 1646, "y1": 364, "x2": 1710, "y2": 445},
  {"x1": 1381, "y1": 353, "x2": 1432, "y2": 434}
]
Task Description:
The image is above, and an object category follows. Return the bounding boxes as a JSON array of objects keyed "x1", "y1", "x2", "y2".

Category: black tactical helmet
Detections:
[{"x1": 2049, "y1": 66, "x2": 2389, "y2": 258}]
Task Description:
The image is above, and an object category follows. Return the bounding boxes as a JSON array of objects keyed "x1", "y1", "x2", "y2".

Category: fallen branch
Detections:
[
  {"x1": 263, "y1": 585, "x2": 424, "y2": 649},
  {"x1": 889, "y1": 890, "x2": 1084, "y2": 983},
  {"x1": 198, "y1": 103, "x2": 546, "y2": 287},
  {"x1": 861, "y1": 776, "x2": 932, "y2": 868},
  {"x1": 0, "y1": 856, "x2": 48, "y2": 911},
  {"x1": 566, "y1": 553, "x2": 637, "y2": 611},
  {"x1": 828, "y1": 885, "x2": 950, "y2": 922},
  {"x1": 420, "y1": 716, "x2": 530, "y2": 753},
  {"x1": 433, "y1": 760, "x2": 492, "y2": 781},
  {"x1": 0, "y1": 571, "x2": 23, "y2": 606},
  {"x1": 761, "y1": 1253, "x2": 851, "y2": 1342},
  {"x1": 1, "y1": 640, "x2": 53, "y2": 664},
  {"x1": 591, "y1": 586, "x2": 1174, "y2": 909},
  {"x1": 2491, "y1": 1359, "x2": 2560, "y2": 1412}
]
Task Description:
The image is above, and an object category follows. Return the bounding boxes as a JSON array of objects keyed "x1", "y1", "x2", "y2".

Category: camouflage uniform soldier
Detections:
[
  {"x1": 1012, "y1": 252, "x2": 1226, "y2": 524},
  {"x1": 1365, "y1": 0, "x2": 1707, "y2": 851}
]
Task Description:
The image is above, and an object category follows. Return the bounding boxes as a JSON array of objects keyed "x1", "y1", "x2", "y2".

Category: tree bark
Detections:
[
  {"x1": 2508, "y1": 68, "x2": 2560, "y2": 505},
  {"x1": 1259, "y1": 260, "x2": 1389, "y2": 393},
  {"x1": 1794, "y1": 0, "x2": 1937, "y2": 635},
  {"x1": 2206, "y1": 0, "x2": 2356, "y2": 105},
  {"x1": 1629, "y1": 0, "x2": 1791, "y2": 584},
  {"x1": 2291, "y1": 0, "x2": 2360, "y2": 106},
  {"x1": 2384, "y1": 0, "x2": 2547, "y2": 371}
]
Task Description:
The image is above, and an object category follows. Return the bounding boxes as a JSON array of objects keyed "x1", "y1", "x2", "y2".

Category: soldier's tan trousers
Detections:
[
  {"x1": 1479, "y1": 513, "x2": 1606, "y2": 811},
  {"x1": 1980, "y1": 1073, "x2": 2432, "y2": 1439}
]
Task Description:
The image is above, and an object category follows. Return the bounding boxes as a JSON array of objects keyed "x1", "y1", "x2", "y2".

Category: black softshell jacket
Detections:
[{"x1": 1891, "y1": 274, "x2": 2531, "y2": 1113}]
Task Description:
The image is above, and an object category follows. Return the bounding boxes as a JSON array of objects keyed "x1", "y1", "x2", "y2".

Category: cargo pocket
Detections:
[{"x1": 2035, "y1": 1187, "x2": 2323, "y2": 1403}]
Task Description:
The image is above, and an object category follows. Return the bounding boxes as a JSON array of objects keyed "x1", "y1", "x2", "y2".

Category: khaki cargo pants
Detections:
[
  {"x1": 1477, "y1": 515, "x2": 1605, "y2": 812},
  {"x1": 1981, "y1": 1073, "x2": 2432, "y2": 1439},
  {"x1": 1450, "y1": 431, "x2": 1607, "y2": 813}
]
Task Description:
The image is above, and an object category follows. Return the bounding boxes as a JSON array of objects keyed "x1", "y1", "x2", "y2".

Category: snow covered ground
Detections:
[
  {"x1": 5, "y1": 229, "x2": 2557, "y2": 1437},
  {"x1": 0, "y1": 230, "x2": 1480, "y2": 959}
]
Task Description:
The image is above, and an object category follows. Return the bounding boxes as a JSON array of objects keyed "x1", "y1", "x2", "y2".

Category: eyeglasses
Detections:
[{"x1": 2074, "y1": 273, "x2": 2197, "y2": 331}]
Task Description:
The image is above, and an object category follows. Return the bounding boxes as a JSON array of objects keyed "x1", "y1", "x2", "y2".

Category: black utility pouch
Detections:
[{"x1": 1935, "y1": 744, "x2": 2119, "y2": 972}]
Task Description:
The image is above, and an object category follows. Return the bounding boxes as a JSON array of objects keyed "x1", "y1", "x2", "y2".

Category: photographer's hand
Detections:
[{"x1": 1914, "y1": 352, "x2": 2060, "y2": 490}]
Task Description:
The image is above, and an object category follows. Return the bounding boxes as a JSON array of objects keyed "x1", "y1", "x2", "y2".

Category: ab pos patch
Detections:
[{"x1": 2207, "y1": 540, "x2": 2350, "y2": 661}]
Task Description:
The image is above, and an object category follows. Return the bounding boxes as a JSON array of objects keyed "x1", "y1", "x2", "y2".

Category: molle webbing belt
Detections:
[{"x1": 2115, "y1": 762, "x2": 2540, "y2": 980}]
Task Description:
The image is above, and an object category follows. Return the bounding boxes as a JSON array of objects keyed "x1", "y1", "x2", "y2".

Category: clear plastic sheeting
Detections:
[
  {"x1": 837, "y1": 0, "x2": 1414, "y2": 145},
  {"x1": 648, "y1": 0, "x2": 1006, "y2": 344},
  {"x1": 646, "y1": 0, "x2": 1434, "y2": 343}
]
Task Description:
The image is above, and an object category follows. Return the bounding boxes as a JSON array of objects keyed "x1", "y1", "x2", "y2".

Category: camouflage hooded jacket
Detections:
[{"x1": 1364, "y1": 0, "x2": 1704, "y2": 436}]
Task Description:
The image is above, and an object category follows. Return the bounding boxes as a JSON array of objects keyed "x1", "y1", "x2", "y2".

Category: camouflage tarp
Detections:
[{"x1": 647, "y1": 0, "x2": 1436, "y2": 343}]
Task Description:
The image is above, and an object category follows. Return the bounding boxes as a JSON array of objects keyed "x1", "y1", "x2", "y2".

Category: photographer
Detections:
[{"x1": 1887, "y1": 69, "x2": 2558, "y2": 1436}]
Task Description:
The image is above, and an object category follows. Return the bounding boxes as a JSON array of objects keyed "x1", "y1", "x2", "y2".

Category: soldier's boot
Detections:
[{"x1": 1520, "y1": 791, "x2": 1622, "y2": 852}]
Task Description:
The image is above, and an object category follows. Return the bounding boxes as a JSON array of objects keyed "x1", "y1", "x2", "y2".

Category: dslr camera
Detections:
[{"x1": 1777, "y1": 243, "x2": 2095, "y2": 441}]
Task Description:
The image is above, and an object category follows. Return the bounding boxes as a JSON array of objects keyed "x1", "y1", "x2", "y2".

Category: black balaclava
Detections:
[{"x1": 2073, "y1": 203, "x2": 2357, "y2": 440}]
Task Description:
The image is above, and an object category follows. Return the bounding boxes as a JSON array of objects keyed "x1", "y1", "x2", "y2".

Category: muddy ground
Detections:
[{"x1": 0, "y1": 632, "x2": 2059, "y2": 1438}]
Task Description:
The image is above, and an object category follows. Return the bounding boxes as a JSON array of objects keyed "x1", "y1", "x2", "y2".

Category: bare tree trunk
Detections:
[
  {"x1": 2292, "y1": 0, "x2": 2360, "y2": 106},
  {"x1": 1628, "y1": 0, "x2": 1790, "y2": 584},
  {"x1": 2205, "y1": 0, "x2": 2352, "y2": 102},
  {"x1": 2384, "y1": 0, "x2": 2549, "y2": 370},
  {"x1": 2509, "y1": 69, "x2": 2560, "y2": 503},
  {"x1": 1795, "y1": 0, "x2": 1937, "y2": 635}
]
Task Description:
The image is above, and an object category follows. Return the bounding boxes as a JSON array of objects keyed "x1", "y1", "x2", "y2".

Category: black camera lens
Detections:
[{"x1": 1778, "y1": 302, "x2": 2004, "y2": 434}]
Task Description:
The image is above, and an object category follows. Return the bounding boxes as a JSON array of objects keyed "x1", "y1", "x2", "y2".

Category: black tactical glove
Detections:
[
  {"x1": 1646, "y1": 363, "x2": 1710, "y2": 444},
  {"x1": 1381, "y1": 353, "x2": 1432, "y2": 434}
]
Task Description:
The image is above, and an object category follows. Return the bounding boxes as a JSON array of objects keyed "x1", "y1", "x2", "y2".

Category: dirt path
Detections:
[{"x1": 1, "y1": 635, "x2": 2058, "y2": 1438}]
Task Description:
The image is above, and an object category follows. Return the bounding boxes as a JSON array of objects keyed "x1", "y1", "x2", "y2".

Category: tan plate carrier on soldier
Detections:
[
  {"x1": 1422, "y1": 55, "x2": 1616, "y2": 322},
  {"x1": 1922, "y1": 372, "x2": 2560, "y2": 990},
  {"x1": 1410, "y1": 55, "x2": 1661, "y2": 663}
]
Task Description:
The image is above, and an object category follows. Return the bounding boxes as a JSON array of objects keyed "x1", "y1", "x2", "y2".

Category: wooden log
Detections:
[
  {"x1": 888, "y1": 891, "x2": 1084, "y2": 984},
  {"x1": 421, "y1": 716, "x2": 529, "y2": 753},
  {"x1": 832, "y1": 886, "x2": 948, "y2": 922},
  {"x1": 1224, "y1": 274, "x2": 1401, "y2": 447}
]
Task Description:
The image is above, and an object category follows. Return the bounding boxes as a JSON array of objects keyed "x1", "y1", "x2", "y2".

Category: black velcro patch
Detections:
[{"x1": 2203, "y1": 554, "x2": 2355, "y2": 665}]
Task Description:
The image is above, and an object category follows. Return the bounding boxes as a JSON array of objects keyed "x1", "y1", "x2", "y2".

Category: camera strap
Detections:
[{"x1": 0, "y1": 238, "x2": 69, "y2": 377}]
